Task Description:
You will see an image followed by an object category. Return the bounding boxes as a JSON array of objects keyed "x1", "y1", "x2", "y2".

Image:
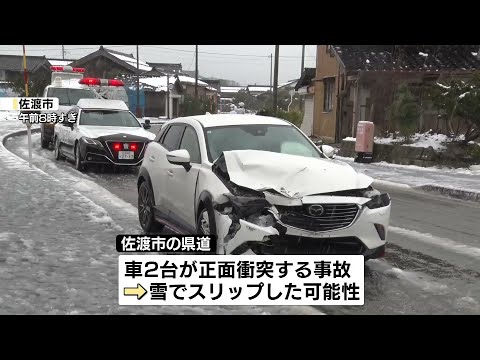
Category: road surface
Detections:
[{"x1": 5, "y1": 127, "x2": 480, "y2": 315}]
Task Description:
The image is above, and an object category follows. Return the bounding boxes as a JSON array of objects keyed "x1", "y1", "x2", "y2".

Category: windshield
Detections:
[
  {"x1": 96, "y1": 87, "x2": 129, "y2": 107},
  {"x1": 47, "y1": 87, "x2": 97, "y2": 106},
  {"x1": 204, "y1": 124, "x2": 322, "y2": 162},
  {"x1": 79, "y1": 110, "x2": 141, "y2": 127}
]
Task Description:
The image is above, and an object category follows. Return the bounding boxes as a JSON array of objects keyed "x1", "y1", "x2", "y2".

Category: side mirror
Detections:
[
  {"x1": 320, "y1": 145, "x2": 335, "y2": 159},
  {"x1": 167, "y1": 149, "x2": 191, "y2": 171},
  {"x1": 143, "y1": 119, "x2": 151, "y2": 129}
]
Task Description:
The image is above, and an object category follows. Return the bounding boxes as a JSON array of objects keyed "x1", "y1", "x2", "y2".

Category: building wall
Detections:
[{"x1": 313, "y1": 45, "x2": 343, "y2": 142}]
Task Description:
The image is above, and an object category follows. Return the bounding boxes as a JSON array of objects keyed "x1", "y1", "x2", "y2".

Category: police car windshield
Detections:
[
  {"x1": 47, "y1": 88, "x2": 97, "y2": 106},
  {"x1": 79, "y1": 110, "x2": 141, "y2": 127}
]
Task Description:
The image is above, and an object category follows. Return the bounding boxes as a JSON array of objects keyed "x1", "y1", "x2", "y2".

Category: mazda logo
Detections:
[{"x1": 308, "y1": 204, "x2": 324, "y2": 217}]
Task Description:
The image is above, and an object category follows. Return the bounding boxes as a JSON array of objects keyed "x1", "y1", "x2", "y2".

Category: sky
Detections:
[{"x1": 0, "y1": 45, "x2": 317, "y2": 85}]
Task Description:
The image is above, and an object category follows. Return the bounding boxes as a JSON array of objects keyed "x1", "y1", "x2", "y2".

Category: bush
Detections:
[
  {"x1": 388, "y1": 83, "x2": 422, "y2": 142},
  {"x1": 180, "y1": 95, "x2": 215, "y2": 116}
]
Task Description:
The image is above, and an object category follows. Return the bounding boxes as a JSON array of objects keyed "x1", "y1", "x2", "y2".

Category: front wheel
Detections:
[
  {"x1": 196, "y1": 204, "x2": 217, "y2": 237},
  {"x1": 41, "y1": 132, "x2": 49, "y2": 149},
  {"x1": 74, "y1": 142, "x2": 86, "y2": 172},
  {"x1": 54, "y1": 137, "x2": 62, "y2": 160}
]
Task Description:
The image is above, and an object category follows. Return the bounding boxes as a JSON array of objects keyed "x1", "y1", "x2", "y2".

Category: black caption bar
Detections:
[{"x1": 116, "y1": 235, "x2": 217, "y2": 254}]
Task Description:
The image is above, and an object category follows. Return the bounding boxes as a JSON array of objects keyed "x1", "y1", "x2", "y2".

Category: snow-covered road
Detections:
[{"x1": 2, "y1": 112, "x2": 480, "y2": 314}]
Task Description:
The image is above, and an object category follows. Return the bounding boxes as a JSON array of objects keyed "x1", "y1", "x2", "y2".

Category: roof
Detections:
[
  {"x1": 0, "y1": 55, "x2": 50, "y2": 72},
  {"x1": 220, "y1": 86, "x2": 246, "y2": 93},
  {"x1": 76, "y1": 99, "x2": 129, "y2": 110},
  {"x1": 184, "y1": 113, "x2": 290, "y2": 128},
  {"x1": 333, "y1": 45, "x2": 480, "y2": 72},
  {"x1": 47, "y1": 59, "x2": 73, "y2": 66},
  {"x1": 70, "y1": 46, "x2": 152, "y2": 74},
  {"x1": 278, "y1": 79, "x2": 300, "y2": 89},
  {"x1": 295, "y1": 68, "x2": 316, "y2": 90},
  {"x1": 247, "y1": 86, "x2": 272, "y2": 93},
  {"x1": 147, "y1": 62, "x2": 182, "y2": 74}
]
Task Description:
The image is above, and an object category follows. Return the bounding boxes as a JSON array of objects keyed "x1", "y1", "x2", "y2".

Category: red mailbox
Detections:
[{"x1": 354, "y1": 121, "x2": 374, "y2": 163}]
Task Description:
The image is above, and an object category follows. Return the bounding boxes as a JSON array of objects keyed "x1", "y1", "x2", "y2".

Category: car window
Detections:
[
  {"x1": 204, "y1": 124, "x2": 322, "y2": 162},
  {"x1": 47, "y1": 88, "x2": 97, "y2": 106},
  {"x1": 79, "y1": 110, "x2": 141, "y2": 127},
  {"x1": 179, "y1": 126, "x2": 201, "y2": 163},
  {"x1": 161, "y1": 125, "x2": 185, "y2": 151}
]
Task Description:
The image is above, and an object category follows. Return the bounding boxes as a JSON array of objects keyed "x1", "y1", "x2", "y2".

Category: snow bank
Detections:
[{"x1": 373, "y1": 132, "x2": 453, "y2": 151}]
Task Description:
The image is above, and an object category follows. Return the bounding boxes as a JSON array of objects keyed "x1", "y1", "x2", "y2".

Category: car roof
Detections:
[
  {"x1": 76, "y1": 99, "x2": 129, "y2": 111},
  {"x1": 181, "y1": 114, "x2": 291, "y2": 128}
]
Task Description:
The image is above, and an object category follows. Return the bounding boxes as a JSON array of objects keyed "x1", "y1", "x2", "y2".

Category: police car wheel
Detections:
[
  {"x1": 138, "y1": 181, "x2": 164, "y2": 233},
  {"x1": 54, "y1": 137, "x2": 62, "y2": 160},
  {"x1": 41, "y1": 133, "x2": 49, "y2": 149},
  {"x1": 75, "y1": 143, "x2": 86, "y2": 172}
]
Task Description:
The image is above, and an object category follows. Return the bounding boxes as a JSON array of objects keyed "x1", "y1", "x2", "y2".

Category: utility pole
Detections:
[
  {"x1": 269, "y1": 53, "x2": 273, "y2": 91},
  {"x1": 22, "y1": 45, "x2": 32, "y2": 167},
  {"x1": 136, "y1": 45, "x2": 141, "y2": 117},
  {"x1": 273, "y1": 45, "x2": 279, "y2": 116},
  {"x1": 300, "y1": 45, "x2": 305, "y2": 112},
  {"x1": 167, "y1": 73, "x2": 170, "y2": 119},
  {"x1": 195, "y1": 45, "x2": 198, "y2": 99},
  {"x1": 62, "y1": 45, "x2": 65, "y2": 60}
]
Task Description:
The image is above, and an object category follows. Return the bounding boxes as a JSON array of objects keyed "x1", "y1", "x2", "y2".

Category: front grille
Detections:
[
  {"x1": 276, "y1": 203, "x2": 359, "y2": 232},
  {"x1": 252, "y1": 236, "x2": 365, "y2": 255}
]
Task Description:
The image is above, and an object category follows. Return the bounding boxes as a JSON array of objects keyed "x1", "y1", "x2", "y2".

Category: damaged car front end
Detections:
[{"x1": 210, "y1": 150, "x2": 391, "y2": 260}]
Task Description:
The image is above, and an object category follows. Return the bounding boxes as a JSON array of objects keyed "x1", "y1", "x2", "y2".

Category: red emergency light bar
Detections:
[
  {"x1": 79, "y1": 78, "x2": 125, "y2": 87},
  {"x1": 50, "y1": 66, "x2": 85, "y2": 73}
]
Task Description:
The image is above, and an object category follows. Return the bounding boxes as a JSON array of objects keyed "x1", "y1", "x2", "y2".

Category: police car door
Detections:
[{"x1": 66, "y1": 108, "x2": 79, "y2": 152}]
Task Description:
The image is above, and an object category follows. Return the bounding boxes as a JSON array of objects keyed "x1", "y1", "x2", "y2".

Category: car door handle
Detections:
[
  {"x1": 149, "y1": 156, "x2": 155, "y2": 162},
  {"x1": 167, "y1": 170, "x2": 174, "y2": 177}
]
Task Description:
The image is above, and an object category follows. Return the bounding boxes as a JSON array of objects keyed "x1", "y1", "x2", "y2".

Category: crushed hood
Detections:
[
  {"x1": 78, "y1": 125, "x2": 155, "y2": 140},
  {"x1": 216, "y1": 150, "x2": 373, "y2": 198}
]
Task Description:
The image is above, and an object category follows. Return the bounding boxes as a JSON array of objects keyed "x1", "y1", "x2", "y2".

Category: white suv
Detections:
[{"x1": 137, "y1": 114, "x2": 391, "y2": 259}]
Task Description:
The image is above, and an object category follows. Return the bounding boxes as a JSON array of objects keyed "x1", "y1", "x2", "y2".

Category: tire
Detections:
[
  {"x1": 74, "y1": 142, "x2": 86, "y2": 172},
  {"x1": 138, "y1": 181, "x2": 164, "y2": 233},
  {"x1": 41, "y1": 132, "x2": 50, "y2": 149},
  {"x1": 196, "y1": 202, "x2": 217, "y2": 237},
  {"x1": 54, "y1": 137, "x2": 62, "y2": 161},
  {"x1": 196, "y1": 203, "x2": 220, "y2": 254}
]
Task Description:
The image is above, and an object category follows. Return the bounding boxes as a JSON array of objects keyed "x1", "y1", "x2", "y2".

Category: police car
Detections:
[
  {"x1": 53, "y1": 98, "x2": 156, "y2": 171},
  {"x1": 41, "y1": 66, "x2": 130, "y2": 149}
]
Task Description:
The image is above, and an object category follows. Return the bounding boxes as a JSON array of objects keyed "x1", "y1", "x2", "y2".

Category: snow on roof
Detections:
[
  {"x1": 221, "y1": 86, "x2": 246, "y2": 93},
  {"x1": 138, "y1": 75, "x2": 209, "y2": 92},
  {"x1": 107, "y1": 51, "x2": 152, "y2": 72},
  {"x1": 437, "y1": 83, "x2": 450, "y2": 89},
  {"x1": 77, "y1": 99, "x2": 129, "y2": 110},
  {"x1": 48, "y1": 59, "x2": 72, "y2": 66},
  {"x1": 176, "y1": 75, "x2": 208, "y2": 86},
  {"x1": 206, "y1": 86, "x2": 217, "y2": 91},
  {"x1": 248, "y1": 86, "x2": 271, "y2": 92}
]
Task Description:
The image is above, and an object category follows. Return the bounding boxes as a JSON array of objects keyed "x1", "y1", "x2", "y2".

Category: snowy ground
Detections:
[
  {"x1": 344, "y1": 131, "x2": 479, "y2": 152},
  {"x1": 0, "y1": 111, "x2": 321, "y2": 315},
  {"x1": 335, "y1": 156, "x2": 480, "y2": 194},
  {"x1": 2, "y1": 111, "x2": 480, "y2": 315}
]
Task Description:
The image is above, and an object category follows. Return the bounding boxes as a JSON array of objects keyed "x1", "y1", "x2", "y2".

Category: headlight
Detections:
[
  {"x1": 81, "y1": 137, "x2": 102, "y2": 146},
  {"x1": 365, "y1": 193, "x2": 391, "y2": 209}
]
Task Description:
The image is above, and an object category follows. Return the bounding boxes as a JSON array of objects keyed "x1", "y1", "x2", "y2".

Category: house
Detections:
[
  {"x1": 69, "y1": 46, "x2": 152, "y2": 79},
  {"x1": 313, "y1": 45, "x2": 480, "y2": 143},
  {"x1": 133, "y1": 75, "x2": 184, "y2": 118},
  {"x1": 295, "y1": 68, "x2": 316, "y2": 136},
  {"x1": 0, "y1": 55, "x2": 51, "y2": 96},
  {"x1": 147, "y1": 62, "x2": 182, "y2": 75}
]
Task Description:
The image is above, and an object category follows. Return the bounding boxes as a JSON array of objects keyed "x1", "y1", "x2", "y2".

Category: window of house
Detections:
[{"x1": 323, "y1": 77, "x2": 335, "y2": 112}]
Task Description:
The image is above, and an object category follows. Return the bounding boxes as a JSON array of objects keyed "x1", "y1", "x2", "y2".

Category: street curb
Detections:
[
  {"x1": 415, "y1": 184, "x2": 480, "y2": 203},
  {"x1": 1, "y1": 127, "x2": 41, "y2": 148}
]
